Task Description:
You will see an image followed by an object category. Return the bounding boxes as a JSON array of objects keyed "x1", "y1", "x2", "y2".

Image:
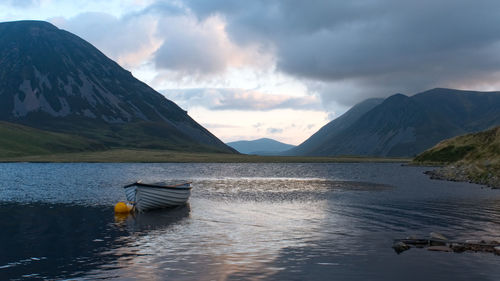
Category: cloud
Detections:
[
  {"x1": 50, "y1": 4, "x2": 272, "y2": 80},
  {"x1": 253, "y1": 123, "x2": 264, "y2": 128},
  {"x1": 202, "y1": 123, "x2": 240, "y2": 129},
  {"x1": 152, "y1": 13, "x2": 270, "y2": 78},
  {"x1": 153, "y1": 15, "x2": 232, "y2": 75},
  {"x1": 187, "y1": 107, "x2": 329, "y2": 144},
  {"x1": 162, "y1": 88, "x2": 322, "y2": 111},
  {"x1": 267, "y1": 128, "x2": 283, "y2": 134},
  {"x1": 4, "y1": 0, "x2": 40, "y2": 7},
  {"x1": 43, "y1": 1, "x2": 500, "y2": 108},
  {"x1": 50, "y1": 12, "x2": 161, "y2": 69},
  {"x1": 182, "y1": 0, "x2": 500, "y2": 105}
]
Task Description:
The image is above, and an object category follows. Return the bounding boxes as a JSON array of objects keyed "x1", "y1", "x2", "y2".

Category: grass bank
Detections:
[
  {"x1": 412, "y1": 126, "x2": 500, "y2": 188},
  {"x1": 0, "y1": 148, "x2": 410, "y2": 163}
]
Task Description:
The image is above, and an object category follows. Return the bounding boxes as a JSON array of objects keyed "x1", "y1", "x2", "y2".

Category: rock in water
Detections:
[
  {"x1": 392, "y1": 242, "x2": 410, "y2": 254},
  {"x1": 430, "y1": 232, "x2": 448, "y2": 240},
  {"x1": 494, "y1": 246, "x2": 500, "y2": 255},
  {"x1": 451, "y1": 243, "x2": 466, "y2": 253},
  {"x1": 427, "y1": 246, "x2": 452, "y2": 252}
]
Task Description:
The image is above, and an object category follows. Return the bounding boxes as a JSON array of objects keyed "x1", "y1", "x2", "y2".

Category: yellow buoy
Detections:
[{"x1": 114, "y1": 202, "x2": 133, "y2": 214}]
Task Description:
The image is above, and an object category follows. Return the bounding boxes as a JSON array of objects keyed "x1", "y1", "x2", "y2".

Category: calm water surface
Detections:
[{"x1": 1, "y1": 163, "x2": 499, "y2": 280}]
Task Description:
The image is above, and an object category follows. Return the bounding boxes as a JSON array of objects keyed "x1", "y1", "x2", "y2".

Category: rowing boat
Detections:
[{"x1": 123, "y1": 181, "x2": 192, "y2": 212}]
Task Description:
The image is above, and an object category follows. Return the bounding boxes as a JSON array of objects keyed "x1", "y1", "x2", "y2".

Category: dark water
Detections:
[{"x1": 1, "y1": 163, "x2": 499, "y2": 280}]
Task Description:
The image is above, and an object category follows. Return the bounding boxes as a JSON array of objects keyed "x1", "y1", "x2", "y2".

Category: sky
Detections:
[{"x1": 2, "y1": 0, "x2": 500, "y2": 145}]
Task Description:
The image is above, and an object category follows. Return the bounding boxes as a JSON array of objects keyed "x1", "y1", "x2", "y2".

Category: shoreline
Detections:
[
  {"x1": 422, "y1": 164, "x2": 500, "y2": 189},
  {"x1": 0, "y1": 149, "x2": 411, "y2": 164}
]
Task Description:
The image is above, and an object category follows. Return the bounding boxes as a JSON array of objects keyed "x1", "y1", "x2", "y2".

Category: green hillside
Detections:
[
  {"x1": 413, "y1": 126, "x2": 500, "y2": 188},
  {"x1": 0, "y1": 121, "x2": 105, "y2": 157}
]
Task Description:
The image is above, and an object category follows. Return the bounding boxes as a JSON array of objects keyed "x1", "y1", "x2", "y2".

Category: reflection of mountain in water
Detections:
[{"x1": 0, "y1": 202, "x2": 189, "y2": 280}]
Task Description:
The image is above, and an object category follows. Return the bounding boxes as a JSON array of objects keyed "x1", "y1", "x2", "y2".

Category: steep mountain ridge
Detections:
[
  {"x1": 0, "y1": 20, "x2": 235, "y2": 153},
  {"x1": 290, "y1": 88, "x2": 500, "y2": 157},
  {"x1": 284, "y1": 98, "x2": 383, "y2": 155}
]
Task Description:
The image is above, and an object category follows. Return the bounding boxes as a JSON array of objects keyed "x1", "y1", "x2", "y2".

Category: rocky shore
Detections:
[
  {"x1": 424, "y1": 164, "x2": 500, "y2": 189},
  {"x1": 393, "y1": 232, "x2": 500, "y2": 255},
  {"x1": 413, "y1": 126, "x2": 500, "y2": 189}
]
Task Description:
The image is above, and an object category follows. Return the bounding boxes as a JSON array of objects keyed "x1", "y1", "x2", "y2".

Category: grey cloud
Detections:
[
  {"x1": 136, "y1": 1, "x2": 186, "y2": 16},
  {"x1": 5, "y1": 0, "x2": 39, "y2": 7},
  {"x1": 153, "y1": 17, "x2": 229, "y2": 75},
  {"x1": 182, "y1": 0, "x2": 500, "y2": 105},
  {"x1": 47, "y1": 1, "x2": 500, "y2": 108},
  {"x1": 162, "y1": 88, "x2": 322, "y2": 111},
  {"x1": 267, "y1": 128, "x2": 283, "y2": 134}
]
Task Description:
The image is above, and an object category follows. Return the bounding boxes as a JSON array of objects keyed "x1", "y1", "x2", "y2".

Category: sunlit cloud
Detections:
[
  {"x1": 50, "y1": 12, "x2": 161, "y2": 69},
  {"x1": 188, "y1": 107, "x2": 329, "y2": 144},
  {"x1": 153, "y1": 14, "x2": 272, "y2": 79},
  {"x1": 162, "y1": 88, "x2": 322, "y2": 111}
]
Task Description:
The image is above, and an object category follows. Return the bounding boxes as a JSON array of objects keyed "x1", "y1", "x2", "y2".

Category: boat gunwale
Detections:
[{"x1": 123, "y1": 181, "x2": 192, "y2": 190}]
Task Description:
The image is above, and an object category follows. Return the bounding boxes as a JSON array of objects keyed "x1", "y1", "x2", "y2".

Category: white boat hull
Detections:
[{"x1": 124, "y1": 182, "x2": 191, "y2": 212}]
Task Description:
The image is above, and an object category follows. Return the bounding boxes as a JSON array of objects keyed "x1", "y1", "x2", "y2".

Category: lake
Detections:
[{"x1": 1, "y1": 163, "x2": 499, "y2": 280}]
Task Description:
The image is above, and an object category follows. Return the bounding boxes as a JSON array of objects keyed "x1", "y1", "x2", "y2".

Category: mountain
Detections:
[
  {"x1": 284, "y1": 98, "x2": 383, "y2": 155},
  {"x1": 413, "y1": 126, "x2": 500, "y2": 188},
  {"x1": 227, "y1": 138, "x2": 295, "y2": 155},
  {"x1": 0, "y1": 20, "x2": 235, "y2": 153},
  {"x1": 290, "y1": 88, "x2": 500, "y2": 157}
]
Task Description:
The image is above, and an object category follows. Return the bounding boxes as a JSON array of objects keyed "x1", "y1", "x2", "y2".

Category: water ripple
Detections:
[{"x1": 1, "y1": 163, "x2": 500, "y2": 280}]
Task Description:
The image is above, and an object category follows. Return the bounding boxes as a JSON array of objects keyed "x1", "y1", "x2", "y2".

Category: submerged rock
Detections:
[
  {"x1": 428, "y1": 246, "x2": 452, "y2": 252},
  {"x1": 394, "y1": 234, "x2": 500, "y2": 255},
  {"x1": 451, "y1": 243, "x2": 466, "y2": 253},
  {"x1": 393, "y1": 242, "x2": 411, "y2": 254},
  {"x1": 494, "y1": 246, "x2": 500, "y2": 255},
  {"x1": 430, "y1": 232, "x2": 448, "y2": 240}
]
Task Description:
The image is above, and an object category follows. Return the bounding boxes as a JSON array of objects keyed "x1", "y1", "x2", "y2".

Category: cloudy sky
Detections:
[{"x1": 2, "y1": 0, "x2": 500, "y2": 144}]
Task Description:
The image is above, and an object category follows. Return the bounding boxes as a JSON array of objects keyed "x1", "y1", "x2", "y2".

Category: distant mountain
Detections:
[
  {"x1": 227, "y1": 138, "x2": 295, "y2": 155},
  {"x1": 289, "y1": 88, "x2": 500, "y2": 157},
  {"x1": 0, "y1": 20, "x2": 235, "y2": 153}
]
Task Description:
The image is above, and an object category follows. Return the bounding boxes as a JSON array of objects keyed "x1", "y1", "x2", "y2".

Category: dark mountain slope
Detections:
[
  {"x1": 284, "y1": 98, "x2": 383, "y2": 155},
  {"x1": 292, "y1": 88, "x2": 500, "y2": 157},
  {"x1": 0, "y1": 20, "x2": 235, "y2": 153}
]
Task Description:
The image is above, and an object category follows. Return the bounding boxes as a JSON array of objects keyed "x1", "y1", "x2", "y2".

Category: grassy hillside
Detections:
[
  {"x1": 413, "y1": 126, "x2": 500, "y2": 187},
  {"x1": 0, "y1": 121, "x2": 105, "y2": 157},
  {"x1": 0, "y1": 120, "x2": 410, "y2": 163}
]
